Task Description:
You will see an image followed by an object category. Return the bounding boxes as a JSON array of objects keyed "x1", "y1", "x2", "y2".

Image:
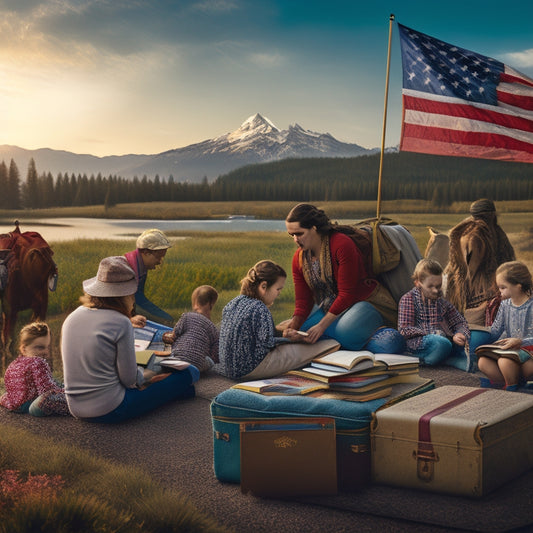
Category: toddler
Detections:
[
  {"x1": 164, "y1": 285, "x2": 219, "y2": 373},
  {"x1": 0, "y1": 322, "x2": 69, "y2": 416}
]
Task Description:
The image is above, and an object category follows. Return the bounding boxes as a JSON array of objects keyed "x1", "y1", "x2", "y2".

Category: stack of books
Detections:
[{"x1": 232, "y1": 350, "x2": 432, "y2": 403}]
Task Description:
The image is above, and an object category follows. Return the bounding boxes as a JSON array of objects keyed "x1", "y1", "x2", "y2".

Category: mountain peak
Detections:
[
  {"x1": 1, "y1": 113, "x2": 380, "y2": 183},
  {"x1": 228, "y1": 113, "x2": 280, "y2": 141},
  {"x1": 242, "y1": 113, "x2": 279, "y2": 132}
]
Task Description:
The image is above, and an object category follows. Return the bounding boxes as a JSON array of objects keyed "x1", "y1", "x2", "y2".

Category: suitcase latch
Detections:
[
  {"x1": 413, "y1": 446, "x2": 439, "y2": 482},
  {"x1": 215, "y1": 431, "x2": 230, "y2": 442},
  {"x1": 415, "y1": 389, "x2": 486, "y2": 483}
]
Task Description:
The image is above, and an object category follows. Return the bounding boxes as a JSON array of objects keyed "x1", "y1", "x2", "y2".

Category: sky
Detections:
[{"x1": 1, "y1": 0, "x2": 532, "y2": 157}]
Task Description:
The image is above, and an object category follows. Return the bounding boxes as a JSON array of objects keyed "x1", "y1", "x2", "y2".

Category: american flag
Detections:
[{"x1": 398, "y1": 23, "x2": 533, "y2": 163}]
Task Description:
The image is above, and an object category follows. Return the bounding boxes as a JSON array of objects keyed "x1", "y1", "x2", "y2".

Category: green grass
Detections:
[
  {"x1": 0, "y1": 425, "x2": 227, "y2": 533},
  {"x1": 2, "y1": 208, "x2": 531, "y2": 374}
]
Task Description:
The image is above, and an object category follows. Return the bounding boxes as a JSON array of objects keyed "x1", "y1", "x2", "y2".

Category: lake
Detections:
[{"x1": 0, "y1": 217, "x2": 288, "y2": 242}]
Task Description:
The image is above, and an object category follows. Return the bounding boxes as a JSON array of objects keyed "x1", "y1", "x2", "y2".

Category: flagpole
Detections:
[{"x1": 376, "y1": 13, "x2": 395, "y2": 219}]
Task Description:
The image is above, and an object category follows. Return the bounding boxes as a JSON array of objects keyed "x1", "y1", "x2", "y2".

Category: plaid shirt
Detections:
[{"x1": 398, "y1": 287, "x2": 470, "y2": 352}]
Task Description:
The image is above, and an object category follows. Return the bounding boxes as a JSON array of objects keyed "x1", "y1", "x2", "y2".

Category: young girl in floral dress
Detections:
[{"x1": 0, "y1": 322, "x2": 69, "y2": 416}]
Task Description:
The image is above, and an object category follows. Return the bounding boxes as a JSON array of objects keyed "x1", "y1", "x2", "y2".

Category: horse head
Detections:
[{"x1": 424, "y1": 227, "x2": 450, "y2": 269}]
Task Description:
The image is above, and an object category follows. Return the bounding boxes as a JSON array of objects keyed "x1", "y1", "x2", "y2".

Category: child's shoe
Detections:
[
  {"x1": 505, "y1": 384, "x2": 519, "y2": 392},
  {"x1": 479, "y1": 378, "x2": 504, "y2": 389}
]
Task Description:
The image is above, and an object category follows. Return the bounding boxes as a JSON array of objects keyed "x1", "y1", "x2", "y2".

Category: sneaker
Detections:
[
  {"x1": 505, "y1": 384, "x2": 519, "y2": 392},
  {"x1": 479, "y1": 378, "x2": 504, "y2": 389}
]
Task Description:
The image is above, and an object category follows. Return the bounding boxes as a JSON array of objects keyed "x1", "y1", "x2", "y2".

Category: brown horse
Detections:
[{"x1": 0, "y1": 223, "x2": 57, "y2": 368}]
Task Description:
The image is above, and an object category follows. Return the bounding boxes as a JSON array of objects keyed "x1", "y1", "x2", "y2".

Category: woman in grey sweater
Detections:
[{"x1": 61, "y1": 256, "x2": 198, "y2": 423}]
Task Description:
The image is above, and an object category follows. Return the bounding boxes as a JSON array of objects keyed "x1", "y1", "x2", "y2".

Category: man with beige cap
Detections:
[{"x1": 125, "y1": 229, "x2": 173, "y2": 323}]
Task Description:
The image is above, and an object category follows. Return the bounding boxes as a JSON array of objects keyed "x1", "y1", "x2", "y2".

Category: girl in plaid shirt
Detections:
[{"x1": 398, "y1": 259, "x2": 471, "y2": 370}]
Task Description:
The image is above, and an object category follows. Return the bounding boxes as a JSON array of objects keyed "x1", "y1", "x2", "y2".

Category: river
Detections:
[{"x1": 0, "y1": 217, "x2": 288, "y2": 242}]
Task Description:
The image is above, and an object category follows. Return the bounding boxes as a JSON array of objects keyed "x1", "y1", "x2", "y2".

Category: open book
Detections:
[
  {"x1": 289, "y1": 352, "x2": 419, "y2": 383},
  {"x1": 136, "y1": 350, "x2": 190, "y2": 372},
  {"x1": 311, "y1": 350, "x2": 374, "y2": 372},
  {"x1": 475, "y1": 344, "x2": 532, "y2": 363},
  {"x1": 232, "y1": 375, "x2": 328, "y2": 396},
  {"x1": 134, "y1": 327, "x2": 156, "y2": 351}
]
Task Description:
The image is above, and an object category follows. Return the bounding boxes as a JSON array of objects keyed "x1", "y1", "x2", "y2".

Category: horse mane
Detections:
[{"x1": 444, "y1": 219, "x2": 498, "y2": 312}]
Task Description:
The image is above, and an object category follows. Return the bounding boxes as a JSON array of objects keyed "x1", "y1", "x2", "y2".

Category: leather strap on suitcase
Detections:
[{"x1": 416, "y1": 389, "x2": 487, "y2": 481}]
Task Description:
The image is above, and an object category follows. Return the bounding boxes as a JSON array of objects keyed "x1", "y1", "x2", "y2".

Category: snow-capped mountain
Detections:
[
  {"x1": 0, "y1": 114, "x2": 379, "y2": 183},
  {"x1": 127, "y1": 114, "x2": 378, "y2": 181}
]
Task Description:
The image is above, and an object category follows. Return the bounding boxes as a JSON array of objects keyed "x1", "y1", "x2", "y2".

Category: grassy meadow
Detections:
[
  {"x1": 1, "y1": 198, "x2": 531, "y2": 221},
  {"x1": 0, "y1": 201, "x2": 531, "y2": 529},
  {"x1": 1, "y1": 200, "x2": 531, "y2": 374}
]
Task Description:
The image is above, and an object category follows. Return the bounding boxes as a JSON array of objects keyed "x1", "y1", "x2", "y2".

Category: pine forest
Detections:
[{"x1": 1, "y1": 152, "x2": 532, "y2": 210}]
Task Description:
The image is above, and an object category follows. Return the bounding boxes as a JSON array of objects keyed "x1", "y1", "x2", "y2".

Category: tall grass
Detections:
[
  {"x1": 0, "y1": 425, "x2": 227, "y2": 532},
  {"x1": 3, "y1": 210, "x2": 532, "y2": 374},
  {"x1": 31, "y1": 232, "x2": 296, "y2": 371}
]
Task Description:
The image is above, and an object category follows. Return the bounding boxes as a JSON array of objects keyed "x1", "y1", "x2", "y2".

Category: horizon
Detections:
[{"x1": 1, "y1": 1, "x2": 532, "y2": 157}]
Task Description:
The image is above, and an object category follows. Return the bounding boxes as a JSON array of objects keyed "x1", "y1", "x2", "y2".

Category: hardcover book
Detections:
[{"x1": 475, "y1": 344, "x2": 533, "y2": 364}]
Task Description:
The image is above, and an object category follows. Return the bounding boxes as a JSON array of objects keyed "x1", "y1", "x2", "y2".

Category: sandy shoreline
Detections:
[
  {"x1": 0, "y1": 217, "x2": 286, "y2": 242},
  {"x1": 0, "y1": 218, "x2": 153, "y2": 242}
]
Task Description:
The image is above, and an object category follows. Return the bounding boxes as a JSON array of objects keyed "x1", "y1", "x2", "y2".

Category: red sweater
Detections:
[{"x1": 291, "y1": 231, "x2": 376, "y2": 327}]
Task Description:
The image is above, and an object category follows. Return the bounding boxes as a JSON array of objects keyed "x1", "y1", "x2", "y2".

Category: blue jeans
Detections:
[
  {"x1": 413, "y1": 334, "x2": 471, "y2": 371},
  {"x1": 301, "y1": 301, "x2": 384, "y2": 351},
  {"x1": 86, "y1": 368, "x2": 197, "y2": 424},
  {"x1": 469, "y1": 330, "x2": 493, "y2": 353},
  {"x1": 365, "y1": 326, "x2": 406, "y2": 354}
]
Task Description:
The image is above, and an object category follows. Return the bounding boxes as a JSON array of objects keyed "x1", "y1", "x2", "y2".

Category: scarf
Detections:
[{"x1": 301, "y1": 235, "x2": 337, "y2": 312}]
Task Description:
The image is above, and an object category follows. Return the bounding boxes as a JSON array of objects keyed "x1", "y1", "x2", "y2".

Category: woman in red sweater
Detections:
[{"x1": 283, "y1": 203, "x2": 403, "y2": 352}]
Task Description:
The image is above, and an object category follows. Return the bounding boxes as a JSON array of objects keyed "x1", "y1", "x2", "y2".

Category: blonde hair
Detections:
[
  {"x1": 192, "y1": 285, "x2": 218, "y2": 307},
  {"x1": 19, "y1": 322, "x2": 50, "y2": 351},
  {"x1": 496, "y1": 261, "x2": 532, "y2": 296},
  {"x1": 412, "y1": 258, "x2": 443, "y2": 283},
  {"x1": 240, "y1": 260, "x2": 286, "y2": 299}
]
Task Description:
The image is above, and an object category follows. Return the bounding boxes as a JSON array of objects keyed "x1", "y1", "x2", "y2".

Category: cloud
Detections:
[
  {"x1": 248, "y1": 52, "x2": 285, "y2": 68},
  {"x1": 192, "y1": 0, "x2": 239, "y2": 13},
  {"x1": 502, "y1": 48, "x2": 533, "y2": 69}
]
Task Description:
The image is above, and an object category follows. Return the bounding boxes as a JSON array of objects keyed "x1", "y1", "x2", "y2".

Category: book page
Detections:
[
  {"x1": 374, "y1": 353, "x2": 419, "y2": 367},
  {"x1": 313, "y1": 349, "x2": 374, "y2": 369}
]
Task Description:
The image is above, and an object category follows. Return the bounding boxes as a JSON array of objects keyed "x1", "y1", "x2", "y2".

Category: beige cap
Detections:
[
  {"x1": 83, "y1": 256, "x2": 138, "y2": 297},
  {"x1": 136, "y1": 229, "x2": 171, "y2": 250}
]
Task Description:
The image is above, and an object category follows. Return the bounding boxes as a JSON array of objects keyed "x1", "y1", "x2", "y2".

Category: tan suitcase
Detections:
[{"x1": 371, "y1": 386, "x2": 533, "y2": 497}]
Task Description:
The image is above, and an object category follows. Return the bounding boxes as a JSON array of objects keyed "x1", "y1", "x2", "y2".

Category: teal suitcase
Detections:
[{"x1": 211, "y1": 389, "x2": 387, "y2": 491}]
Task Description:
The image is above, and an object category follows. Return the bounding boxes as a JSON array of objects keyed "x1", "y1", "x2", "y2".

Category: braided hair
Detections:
[{"x1": 240, "y1": 260, "x2": 286, "y2": 299}]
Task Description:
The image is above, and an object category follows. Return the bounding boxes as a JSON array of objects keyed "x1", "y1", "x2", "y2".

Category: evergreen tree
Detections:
[
  {"x1": 0, "y1": 161, "x2": 8, "y2": 209},
  {"x1": 41, "y1": 172, "x2": 55, "y2": 207},
  {"x1": 7, "y1": 159, "x2": 21, "y2": 209},
  {"x1": 23, "y1": 158, "x2": 40, "y2": 208}
]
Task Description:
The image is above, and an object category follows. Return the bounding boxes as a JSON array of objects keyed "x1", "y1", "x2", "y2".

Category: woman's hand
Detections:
[
  {"x1": 277, "y1": 318, "x2": 297, "y2": 332},
  {"x1": 131, "y1": 315, "x2": 147, "y2": 328},
  {"x1": 283, "y1": 328, "x2": 310, "y2": 342},
  {"x1": 303, "y1": 323, "x2": 327, "y2": 344}
]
